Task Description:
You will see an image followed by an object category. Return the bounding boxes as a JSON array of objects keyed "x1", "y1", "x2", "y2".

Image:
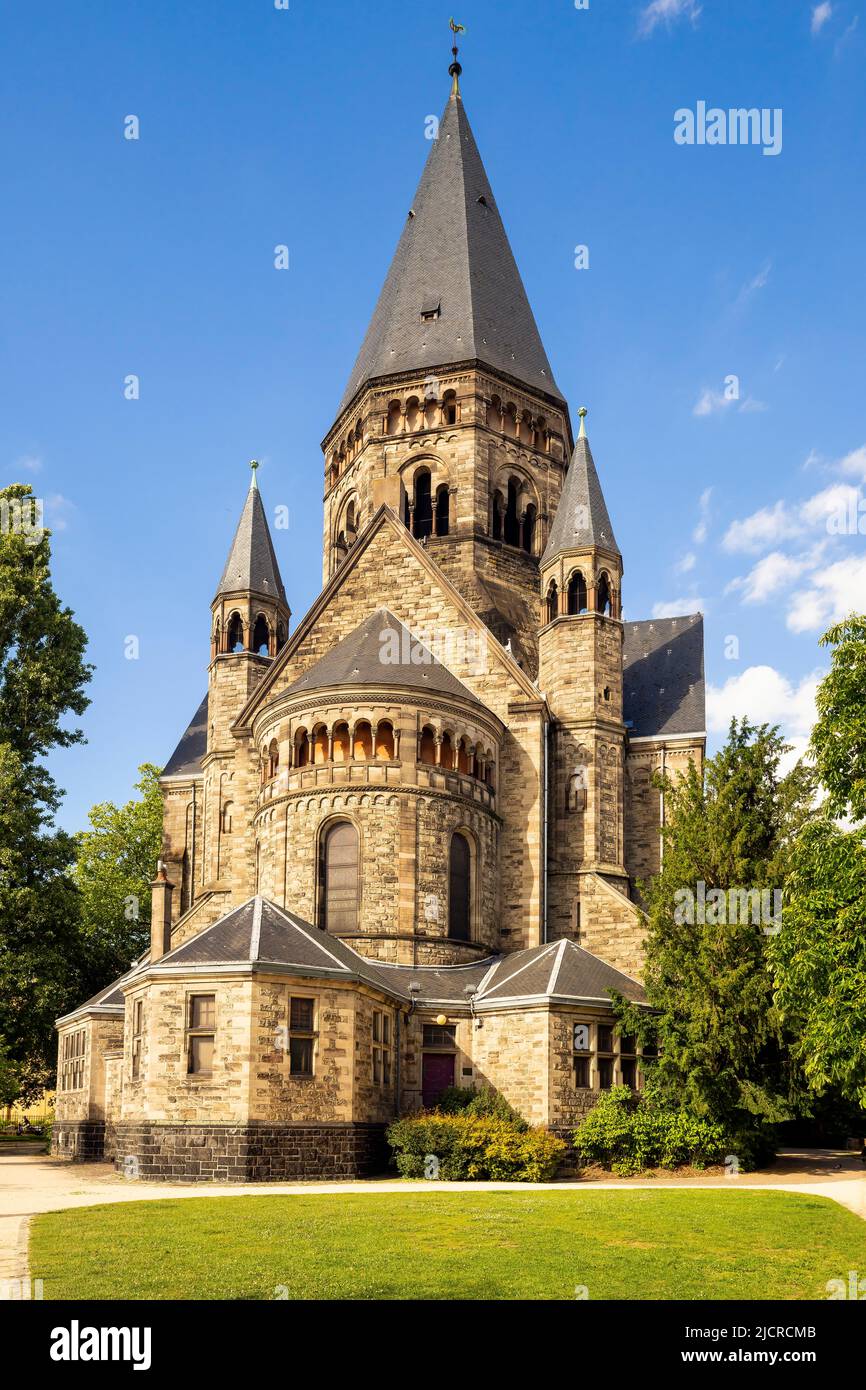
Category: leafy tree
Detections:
[
  {"x1": 0, "y1": 484, "x2": 92, "y2": 1102},
  {"x1": 809, "y1": 614, "x2": 866, "y2": 823},
  {"x1": 74, "y1": 763, "x2": 163, "y2": 981},
  {"x1": 770, "y1": 615, "x2": 866, "y2": 1109},
  {"x1": 613, "y1": 719, "x2": 814, "y2": 1162}
]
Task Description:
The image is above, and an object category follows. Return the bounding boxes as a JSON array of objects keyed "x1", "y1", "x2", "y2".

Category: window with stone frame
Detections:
[
  {"x1": 619, "y1": 1033, "x2": 639, "y2": 1090},
  {"x1": 422, "y1": 1023, "x2": 456, "y2": 1048},
  {"x1": 572, "y1": 1021, "x2": 592, "y2": 1089},
  {"x1": 372, "y1": 1009, "x2": 393, "y2": 1086},
  {"x1": 186, "y1": 994, "x2": 216, "y2": 1076},
  {"x1": 131, "y1": 997, "x2": 144, "y2": 1080},
  {"x1": 60, "y1": 1028, "x2": 87, "y2": 1092},
  {"x1": 288, "y1": 996, "x2": 316, "y2": 1077},
  {"x1": 597, "y1": 1023, "x2": 615, "y2": 1090}
]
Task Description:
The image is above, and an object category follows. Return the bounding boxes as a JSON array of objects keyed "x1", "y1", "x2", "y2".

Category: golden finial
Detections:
[
  {"x1": 449, "y1": 18, "x2": 465, "y2": 96},
  {"x1": 578, "y1": 407, "x2": 588, "y2": 439}
]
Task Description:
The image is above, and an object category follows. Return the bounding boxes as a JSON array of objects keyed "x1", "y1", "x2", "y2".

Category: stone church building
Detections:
[{"x1": 53, "y1": 62, "x2": 704, "y2": 1180}]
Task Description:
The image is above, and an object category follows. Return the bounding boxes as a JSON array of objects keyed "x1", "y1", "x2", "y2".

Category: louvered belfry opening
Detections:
[{"x1": 319, "y1": 821, "x2": 360, "y2": 934}]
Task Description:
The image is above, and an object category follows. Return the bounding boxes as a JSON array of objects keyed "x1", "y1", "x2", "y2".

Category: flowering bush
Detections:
[{"x1": 386, "y1": 1112, "x2": 565, "y2": 1182}]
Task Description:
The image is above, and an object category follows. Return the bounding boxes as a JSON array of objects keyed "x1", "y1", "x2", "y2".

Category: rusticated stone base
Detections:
[
  {"x1": 51, "y1": 1121, "x2": 106, "y2": 1161},
  {"x1": 111, "y1": 1122, "x2": 389, "y2": 1182}
]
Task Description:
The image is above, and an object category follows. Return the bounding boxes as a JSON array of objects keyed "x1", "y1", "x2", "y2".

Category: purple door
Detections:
[{"x1": 422, "y1": 1053, "x2": 455, "y2": 1108}]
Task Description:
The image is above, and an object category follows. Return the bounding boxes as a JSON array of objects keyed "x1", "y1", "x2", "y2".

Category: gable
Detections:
[{"x1": 235, "y1": 506, "x2": 543, "y2": 733}]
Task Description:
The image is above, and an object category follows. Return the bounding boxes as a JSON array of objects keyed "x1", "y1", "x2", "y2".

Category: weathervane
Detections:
[{"x1": 449, "y1": 17, "x2": 465, "y2": 95}]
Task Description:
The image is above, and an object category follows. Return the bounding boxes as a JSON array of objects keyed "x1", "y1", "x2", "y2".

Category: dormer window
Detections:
[{"x1": 420, "y1": 300, "x2": 441, "y2": 323}]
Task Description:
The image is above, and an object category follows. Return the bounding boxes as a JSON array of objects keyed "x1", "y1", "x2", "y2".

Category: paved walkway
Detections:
[{"x1": 2, "y1": 1148, "x2": 863, "y2": 1287}]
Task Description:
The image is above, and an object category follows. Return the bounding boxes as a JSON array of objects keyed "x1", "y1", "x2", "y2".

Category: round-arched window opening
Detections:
[
  {"x1": 318, "y1": 821, "x2": 360, "y2": 934},
  {"x1": 252, "y1": 614, "x2": 270, "y2": 656},
  {"x1": 226, "y1": 612, "x2": 244, "y2": 653},
  {"x1": 448, "y1": 832, "x2": 471, "y2": 941},
  {"x1": 597, "y1": 572, "x2": 612, "y2": 616}
]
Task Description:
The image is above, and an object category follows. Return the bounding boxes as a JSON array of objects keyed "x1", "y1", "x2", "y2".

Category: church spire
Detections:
[
  {"x1": 542, "y1": 410, "x2": 620, "y2": 566},
  {"x1": 337, "y1": 61, "x2": 564, "y2": 414},
  {"x1": 215, "y1": 464, "x2": 287, "y2": 605}
]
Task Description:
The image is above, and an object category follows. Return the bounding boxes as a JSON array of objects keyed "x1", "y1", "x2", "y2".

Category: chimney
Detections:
[{"x1": 150, "y1": 860, "x2": 174, "y2": 962}]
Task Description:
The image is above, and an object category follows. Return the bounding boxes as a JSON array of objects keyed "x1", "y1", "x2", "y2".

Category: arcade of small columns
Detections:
[
  {"x1": 256, "y1": 703, "x2": 499, "y2": 797},
  {"x1": 543, "y1": 565, "x2": 623, "y2": 625}
]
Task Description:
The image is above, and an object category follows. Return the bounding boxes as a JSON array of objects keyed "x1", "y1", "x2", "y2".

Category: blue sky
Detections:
[{"x1": 2, "y1": 0, "x2": 864, "y2": 832}]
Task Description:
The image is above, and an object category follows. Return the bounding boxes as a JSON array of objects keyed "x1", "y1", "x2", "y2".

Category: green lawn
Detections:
[{"x1": 30, "y1": 1190, "x2": 866, "y2": 1300}]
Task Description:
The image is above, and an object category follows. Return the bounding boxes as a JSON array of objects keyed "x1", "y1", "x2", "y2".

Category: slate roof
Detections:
[
  {"x1": 151, "y1": 896, "x2": 647, "y2": 1009},
  {"x1": 162, "y1": 692, "x2": 208, "y2": 777},
  {"x1": 623, "y1": 614, "x2": 705, "y2": 738},
  {"x1": 216, "y1": 475, "x2": 287, "y2": 604},
  {"x1": 542, "y1": 428, "x2": 620, "y2": 565},
  {"x1": 283, "y1": 608, "x2": 482, "y2": 705},
  {"x1": 338, "y1": 89, "x2": 564, "y2": 413}
]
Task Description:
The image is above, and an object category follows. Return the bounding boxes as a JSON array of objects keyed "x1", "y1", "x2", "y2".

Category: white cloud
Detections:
[
  {"x1": 12, "y1": 454, "x2": 42, "y2": 474},
  {"x1": 638, "y1": 0, "x2": 702, "y2": 37},
  {"x1": 811, "y1": 3, "x2": 833, "y2": 35},
  {"x1": 675, "y1": 551, "x2": 697, "y2": 575},
  {"x1": 786, "y1": 553, "x2": 866, "y2": 633},
  {"x1": 835, "y1": 15, "x2": 859, "y2": 56},
  {"x1": 722, "y1": 500, "x2": 801, "y2": 554},
  {"x1": 726, "y1": 548, "x2": 824, "y2": 604},
  {"x1": 692, "y1": 487, "x2": 713, "y2": 544},
  {"x1": 44, "y1": 494, "x2": 74, "y2": 532},
  {"x1": 652, "y1": 596, "x2": 705, "y2": 619},
  {"x1": 734, "y1": 260, "x2": 772, "y2": 311},
  {"x1": 837, "y1": 444, "x2": 866, "y2": 482},
  {"x1": 693, "y1": 388, "x2": 767, "y2": 417},
  {"x1": 707, "y1": 664, "x2": 821, "y2": 771}
]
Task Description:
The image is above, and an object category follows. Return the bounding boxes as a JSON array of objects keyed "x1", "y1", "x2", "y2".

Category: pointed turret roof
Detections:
[
  {"x1": 541, "y1": 411, "x2": 620, "y2": 565},
  {"x1": 338, "y1": 83, "x2": 564, "y2": 413},
  {"x1": 215, "y1": 468, "x2": 287, "y2": 604}
]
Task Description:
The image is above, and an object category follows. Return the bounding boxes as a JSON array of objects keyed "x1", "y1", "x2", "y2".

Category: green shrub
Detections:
[
  {"x1": 386, "y1": 1113, "x2": 565, "y2": 1182},
  {"x1": 435, "y1": 1084, "x2": 527, "y2": 1128},
  {"x1": 573, "y1": 1087, "x2": 729, "y2": 1176}
]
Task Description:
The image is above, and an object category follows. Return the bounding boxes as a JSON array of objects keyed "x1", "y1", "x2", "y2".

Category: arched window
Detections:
[
  {"x1": 485, "y1": 754, "x2": 496, "y2": 793},
  {"x1": 443, "y1": 390, "x2": 458, "y2": 425},
  {"x1": 486, "y1": 395, "x2": 502, "y2": 430},
  {"x1": 387, "y1": 400, "x2": 402, "y2": 435},
  {"x1": 252, "y1": 614, "x2": 270, "y2": 656},
  {"x1": 522, "y1": 503, "x2": 536, "y2": 554},
  {"x1": 448, "y1": 833, "x2": 471, "y2": 941},
  {"x1": 504, "y1": 479, "x2": 520, "y2": 546},
  {"x1": 221, "y1": 801, "x2": 233, "y2": 834},
  {"x1": 457, "y1": 738, "x2": 471, "y2": 775},
  {"x1": 268, "y1": 739, "x2": 279, "y2": 780},
  {"x1": 345, "y1": 501, "x2": 357, "y2": 544},
  {"x1": 518, "y1": 411, "x2": 533, "y2": 445},
  {"x1": 405, "y1": 397, "x2": 420, "y2": 431},
  {"x1": 276, "y1": 621, "x2": 287, "y2": 653},
  {"x1": 332, "y1": 721, "x2": 350, "y2": 762},
  {"x1": 413, "y1": 471, "x2": 433, "y2": 540},
  {"x1": 312, "y1": 725, "x2": 329, "y2": 765},
  {"x1": 226, "y1": 612, "x2": 244, "y2": 652},
  {"x1": 295, "y1": 729, "x2": 310, "y2": 768},
  {"x1": 375, "y1": 721, "x2": 395, "y2": 760},
  {"x1": 546, "y1": 581, "x2": 559, "y2": 623},
  {"x1": 567, "y1": 571, "x2": 587, "y2": 615},
  {"x1": 435, "y1": 484, "x2": 450, "y2": 537},
  {"x1": 440, "y1": 732, "x2": 454, "y2": 770},
  {"x1": 353, "y1": 721, "x2": 373, "y2": 760},
  {"x1": 597, "y1": 572, "x2": 612, "y2": 616},
  {"x1": 423, "y1": 395, "x2": 438, "y2": 429},
  {"x1": 419, "y1": 725, "x2": 437, "y2": 765},
  {"x1": 491, "y1": 490, "x2": 504, "y2": 541},
  {"x1": 319, "y1": 821, "x2": 360, "y2": 934}
]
